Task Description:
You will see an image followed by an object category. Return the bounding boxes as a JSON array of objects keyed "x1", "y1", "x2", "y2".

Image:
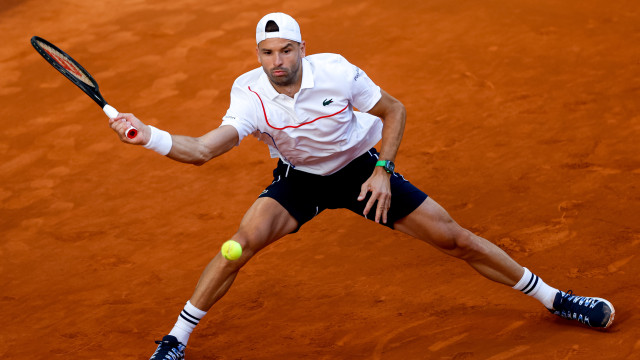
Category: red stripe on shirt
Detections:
[{"x1": 248, "y1": 86, "x2": 349, "y2": 130}]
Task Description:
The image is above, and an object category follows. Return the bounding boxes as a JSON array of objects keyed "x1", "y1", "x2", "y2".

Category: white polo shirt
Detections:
[{"x1": 221, "y1": 53, "x2": 383, "y2": 175}]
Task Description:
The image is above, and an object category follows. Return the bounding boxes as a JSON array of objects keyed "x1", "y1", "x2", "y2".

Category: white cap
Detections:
[{"x1": 256, "y1": 12, "x2": 301, "y2": 45}]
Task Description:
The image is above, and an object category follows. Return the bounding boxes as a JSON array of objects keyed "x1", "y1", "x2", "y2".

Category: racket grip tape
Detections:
[{"x1": 103, "y1": 104, "x2": 138, "y2": 139}]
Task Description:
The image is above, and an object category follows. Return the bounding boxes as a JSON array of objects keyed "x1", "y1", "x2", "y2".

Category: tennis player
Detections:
[{"x1": 109, "y1": 13, "x2": 615, "y2": 360}]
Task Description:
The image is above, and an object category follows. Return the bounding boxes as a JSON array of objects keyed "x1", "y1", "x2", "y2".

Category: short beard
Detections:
[
  {"x1": 268, "y1": 72, "x2": 296, "y2": 86},
  {"x1": 267, "y1": 60, "x2": 301, "y2": 87}
]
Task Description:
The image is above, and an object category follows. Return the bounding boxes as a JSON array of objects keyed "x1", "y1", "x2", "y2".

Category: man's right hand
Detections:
[{"x1": 108, "y1": 113, "x2": 151, "y2": 146}]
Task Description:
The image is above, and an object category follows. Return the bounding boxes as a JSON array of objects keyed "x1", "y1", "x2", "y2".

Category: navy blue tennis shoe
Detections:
[
  {"x1": 150, "y1": 335, "x2": 186, "y2": 360},
  {"x1": 549, "y1": 290, "x2": 615, "y2": 328}
]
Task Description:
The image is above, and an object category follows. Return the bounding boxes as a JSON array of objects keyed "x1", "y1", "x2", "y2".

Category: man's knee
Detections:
[
  {"x1": 443, "y1": 228, "x2": 485, "y2": 260},
  {"x1": 224, "y1": 230, "x2": 266, "y2": 263}
]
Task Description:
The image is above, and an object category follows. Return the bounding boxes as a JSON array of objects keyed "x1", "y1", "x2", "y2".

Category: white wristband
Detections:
[{"x1": 143, "y1": 125, "x2": 173, "y2": 155}]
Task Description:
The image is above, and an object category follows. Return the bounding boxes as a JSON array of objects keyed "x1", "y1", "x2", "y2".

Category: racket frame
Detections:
[
  {"x1": 31, "y1": 36, "x2": 138, "y2": 139},
  {"x1": 31, "y1": 36, "x2": 107, "y2": 108}
]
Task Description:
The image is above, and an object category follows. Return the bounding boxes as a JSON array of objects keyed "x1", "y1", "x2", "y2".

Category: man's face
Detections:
[{"x1": 256, "y1": 38, "x2": 306, "y2": 87}]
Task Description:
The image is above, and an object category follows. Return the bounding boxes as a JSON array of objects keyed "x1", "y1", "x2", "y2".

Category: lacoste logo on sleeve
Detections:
[{"x1": 323, "y1": 99, "x2": 333, "y2": 106}]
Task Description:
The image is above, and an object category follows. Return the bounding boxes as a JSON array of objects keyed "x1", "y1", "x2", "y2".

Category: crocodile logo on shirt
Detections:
[{"x1": 323, "y1": 98, "x2": 333, "y2": 106}]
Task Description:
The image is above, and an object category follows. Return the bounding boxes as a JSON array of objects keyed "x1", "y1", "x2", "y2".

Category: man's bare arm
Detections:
[
  {"x1": 366, "y1": 89, "x2": 406, "y2": 164},
  {"x1": 357, "y1": 89, "x2": 407, "y2": 223},
  {"x1": 109, "y1": 113, "x2": 239, "y2": 166},
  {"x1": 166, "y1": 126, "x2": 239, "y2": 165}
]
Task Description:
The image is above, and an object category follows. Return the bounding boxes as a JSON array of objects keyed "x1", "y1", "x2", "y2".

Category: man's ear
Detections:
[{"x1": 299, "y1": 40, "x2": 306, "y2": 57}]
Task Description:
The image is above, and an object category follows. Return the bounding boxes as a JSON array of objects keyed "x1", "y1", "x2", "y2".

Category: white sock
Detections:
[
  {"x1": 512, "y1": 267, "x2": 559, "y2": 310},
  {"x1": 168, "y1": 300, "x2": 207, "y2": 345}
]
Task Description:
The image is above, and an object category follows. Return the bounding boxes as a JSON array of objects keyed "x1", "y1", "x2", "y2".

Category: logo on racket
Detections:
[{"x1": 42, "y1": 48, "x2": 84, "y2": 79}]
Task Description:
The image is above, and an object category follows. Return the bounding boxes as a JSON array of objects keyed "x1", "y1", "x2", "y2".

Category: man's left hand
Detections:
[{"x1": 358, "y1": 167, "x2": 392, "y2": 224}]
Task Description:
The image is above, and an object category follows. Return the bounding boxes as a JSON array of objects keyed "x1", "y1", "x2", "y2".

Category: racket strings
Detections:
[{"x1": 36, "y1": 40, "x2": 95, "y2": 88}]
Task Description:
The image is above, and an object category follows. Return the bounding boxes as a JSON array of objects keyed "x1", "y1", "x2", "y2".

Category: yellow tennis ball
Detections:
[{"x1": 221, "y1": 240, "x2": 242, "y2": 260}]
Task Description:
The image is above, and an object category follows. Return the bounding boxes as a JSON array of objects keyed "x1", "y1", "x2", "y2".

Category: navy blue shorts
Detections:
[{"x1": 258, "y1": 148, "x2": 428, "y2": 232}]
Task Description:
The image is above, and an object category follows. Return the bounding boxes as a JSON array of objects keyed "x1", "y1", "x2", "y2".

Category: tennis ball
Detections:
[{"x1": 221, "y1": 240, "x2": 242, "y2": 260}]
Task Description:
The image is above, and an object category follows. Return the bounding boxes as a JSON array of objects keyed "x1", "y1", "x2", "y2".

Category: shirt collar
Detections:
[
  {"x1": 300, "y1": 57, "x2": 314, "y2": 90},
  {"x1": 258, "y1": 57, "x2": 314, "y2": 100}
]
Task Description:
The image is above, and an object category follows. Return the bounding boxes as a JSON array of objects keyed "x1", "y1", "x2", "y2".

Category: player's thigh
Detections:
[
  {"x1": 232, "y1": 197, "x2": 298, "y2": 256},
  {"x1": 393, "y1": 197, "x2": 467, "y2": 252}
]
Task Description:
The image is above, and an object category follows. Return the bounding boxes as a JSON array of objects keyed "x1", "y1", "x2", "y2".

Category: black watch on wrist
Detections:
[{"x1": 375, "y1": 160, "x2": 395, "y2": 174}]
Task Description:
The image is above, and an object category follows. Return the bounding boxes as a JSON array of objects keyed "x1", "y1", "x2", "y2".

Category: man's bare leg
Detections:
[
  {"x1": 393, "y1": 197, "x2": 614, "y2": 328},
  {"x1": 394, "y1": 197, "x2": 523, "y2": 285},
  {"x1": 165, "y1": 197, "x2": 298, "y2": 346}
]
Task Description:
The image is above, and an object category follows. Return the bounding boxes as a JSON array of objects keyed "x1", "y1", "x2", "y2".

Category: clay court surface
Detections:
[{"x1": 1, "y1": 0, "x2": 639, "y2": 359}]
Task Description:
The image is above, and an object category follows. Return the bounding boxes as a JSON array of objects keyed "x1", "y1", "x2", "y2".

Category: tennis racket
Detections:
[{"x1": 31, "y1": 36, "x2": 138, "y2": 139}]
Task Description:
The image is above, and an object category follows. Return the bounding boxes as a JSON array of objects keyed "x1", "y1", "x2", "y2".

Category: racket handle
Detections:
[
  {"x1": 103, "y1": 104, "x2": 138, "y2": 139},
  {"x1": 125, "y1": 127, "x2": 138, "y2": 139}
]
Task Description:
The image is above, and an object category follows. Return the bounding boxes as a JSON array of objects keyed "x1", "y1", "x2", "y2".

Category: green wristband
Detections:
[{"x1": 375, "y1": 159, "x2": 395, "y2": 173}]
